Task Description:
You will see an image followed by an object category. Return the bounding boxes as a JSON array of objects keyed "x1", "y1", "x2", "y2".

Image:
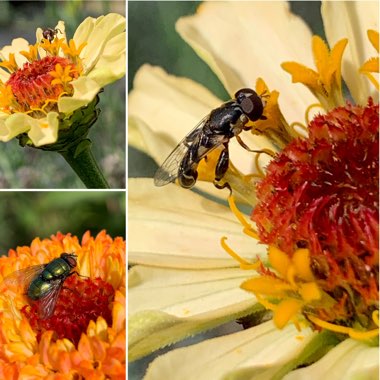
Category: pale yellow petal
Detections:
[
  {"x1": 129, "y1": 265, "x2": 255, "y2": 316},
  {"x1": 28, "y1": 112, "x2": 59, "y2": 147},
  {"x1": 58, "y1": 76, "x2": 101, "y2": 114},
  {"x1": 87, "y1": 32, "x2": 126, "y2": 87},
  {"x1": 129, "y1": 64, "x2": 221, "y2": 152},
  {"x1": 176, "y1": 1, "x2": 317, "y2": 127},
  {"x1": 0, "y1": 113, "x2": 31, "y2": 141},
  {"x1": 322, "y1": 1, "x2": 379, "y2": 104},
  {"x1": 284, "y1": 339, "x2": 379, "y2": 380},
  {"x1": 144, "y1": 321, "x2": 315, "y2": 380},
  {"x1": 78, "y1": 13, "x2": 126, "y2": 74},
  {"x1": 129, "y1": 178, "x2": 266, "y2": 268},
  {"x1": 0, "y1": 38, "x2": 29, "y2": 68}
]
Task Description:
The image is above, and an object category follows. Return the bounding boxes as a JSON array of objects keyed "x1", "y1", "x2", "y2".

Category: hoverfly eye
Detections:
[{"x1": 240, "y1": 94, "x2": 264, "y2": 122}]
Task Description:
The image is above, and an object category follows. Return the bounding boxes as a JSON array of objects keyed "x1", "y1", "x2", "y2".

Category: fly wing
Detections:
[
  {"x1": 1, "y1": 264, "x2": 46, "y2": 293},
  {"x1": 154, "y1": 116, "x2": 209, "y2": 186},
  {"x1": 37, "y1": 279, "x2": 63, "y2": 319}
]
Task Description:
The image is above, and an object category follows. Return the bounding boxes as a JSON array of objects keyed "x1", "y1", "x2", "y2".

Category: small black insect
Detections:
[
  {"x1": 154, "y1": 88, "x2": 267, "y2": 189},
  {"x1": 2, "y1": 253, "x2": 78, "y2": 319},
  {"x1": 42, "y1": 28, "x2": 61, "y2": 42}
]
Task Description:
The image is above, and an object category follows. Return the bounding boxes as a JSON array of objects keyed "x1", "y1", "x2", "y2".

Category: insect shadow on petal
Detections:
[
  {"x1": 1, "y1": 253, "x2": 80, "y2": 319},
  {"x1": 154, "y1": 88, "x2": 271, "y2": 190}
]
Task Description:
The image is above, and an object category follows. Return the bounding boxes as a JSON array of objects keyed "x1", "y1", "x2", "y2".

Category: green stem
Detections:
[{"x1": 59, "y1": 141, "x2": 110, "y2": 189}]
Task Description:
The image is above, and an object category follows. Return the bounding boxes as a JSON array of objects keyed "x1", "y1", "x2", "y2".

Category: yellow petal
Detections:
[
  {"x1": 299, "y1": 282, "x2": 321, "y2": 302},
  {"x1": 292, "y1": 248, "x2": 314, "y2": 281},
  {"x1": 268, "y1": 246, "x2": 291, "y2": 278},
  {"x1": 322, "y1": 1, "x2": 379, "y2": 104},
  {"x1": 241, "y1": 276, "x2": 293, "y2": 296},
  {"x1": 273, "y1": 299, "x2": 303, "y2": 329},
  {"x1": 281, "y1": 62, "x2": 320, "y2": 91},
  {"x1": 367, "y1": 29, "x2": 379, "y2": 53}
]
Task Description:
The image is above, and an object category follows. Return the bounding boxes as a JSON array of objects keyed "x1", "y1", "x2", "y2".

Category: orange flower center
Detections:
[
  {"x1": 22, "y1": 275, "x2": 115, "y2": 346},
  {"x1": 5, "y1": 56, "x2": 78, "y2": 114}
]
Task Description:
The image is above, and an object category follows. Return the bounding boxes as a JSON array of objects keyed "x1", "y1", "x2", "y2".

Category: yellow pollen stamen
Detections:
[
  {"x1": 220, "y1": 236, "x2": 260, "y2": 270},
  {"x1": 61, "y1": 39, "x2": 87, "y2": 59},
  {"x1": 274, "y1": 299, "x2": 303, "y2": 329},
  {"x1": 367, "y1": 29, "x2": 379, "y2": 53},
  {"x1": 50, "y1": 63, "x2": 74, "y2": 87},
  {"x1": 308, "y1": 315, "x2": 380, "y2": 340},
  {"x1": 254, "y1": 154, "x2": 266, "y2": 178},
  {"x1": 227, "y1": 194, "x2": 259, "y2": 239},
  {"x1": 372, "y1": 310, "x2": 379, "y2": 326},
  {"x1": 282, "y1": 36, "x2": 348, "y2": 110},
  {"x1": 305, "y1": 103, "x2": 324, "y2": 124},
  {"x1": 0, "y1": 53, "x2": 18, "y2": 73},
  {"x1": 359, "y1": 30, "x2": 379, "y2": 90},
  {"x1": 20, "y1": 44, "x2": 39, "y2": 62}
]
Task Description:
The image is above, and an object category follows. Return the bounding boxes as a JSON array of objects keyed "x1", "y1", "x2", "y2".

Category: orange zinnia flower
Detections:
[{"x1": 0, "y1": 230, "x2": 125, "y2": 379}]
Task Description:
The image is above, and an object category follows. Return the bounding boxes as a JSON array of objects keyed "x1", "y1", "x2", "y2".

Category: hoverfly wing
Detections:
[
  {"x1": 38, "y1": 279, "x2": 62, "y2": 319},
  {"x1": 1, "y1": 264, "x2": 46, "y2": 293},
  {"x1": 154, "y1": 116, "x2": 209, "y2": 187},
  {"x1": 154, "y1": 142, "x2": 190, "y2": 186}
]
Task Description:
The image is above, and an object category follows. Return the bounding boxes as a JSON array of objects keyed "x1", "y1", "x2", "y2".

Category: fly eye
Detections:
[
  {"x1": 240, "y1": 94, "x2": 264, "y2": 121},
  {"x1": 234, "y1": 88, "x2": 264, "y2": 121}
]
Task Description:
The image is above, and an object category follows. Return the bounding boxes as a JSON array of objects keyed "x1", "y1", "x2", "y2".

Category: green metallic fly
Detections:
[{"x1": 2, "y1": 253, "x2": 78, "y2": 319}]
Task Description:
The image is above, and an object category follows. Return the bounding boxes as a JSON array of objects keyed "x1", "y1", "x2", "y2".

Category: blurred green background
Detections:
[
  {"x1": 128, "y1": 1, "x2": 325, "y2": 179},
  {"x1": 0, "y1": 191, "x2": 125, "y2": 254},
  {"x1": 0, "y1": 1, "x2": 125, "y2": 188}
]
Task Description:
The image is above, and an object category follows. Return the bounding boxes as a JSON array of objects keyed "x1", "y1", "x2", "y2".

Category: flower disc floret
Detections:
[
  {"x1": 22, "y1": 275, "x2": 115, "y2": 346},
  {"x1": 252, "y1": 100, "x2": 379, "y2": 328},
  {"x1": 6, "y1": 56, "x2": 78, "y2": 113}
]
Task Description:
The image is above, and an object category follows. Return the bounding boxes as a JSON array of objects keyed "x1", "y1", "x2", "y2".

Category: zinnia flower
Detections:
[
  {"x1": 0, "y1": 230, "x2": 125, "y2": 379},
  {"x1": 129, "y1": 1, "x2": 378, "y2": 379},
  {"x1": 0, "y1": 13, "x2": 125, "y2": 188},
  {"x1": 0, "y1": 13, "x2": 125, "y2": 147}
]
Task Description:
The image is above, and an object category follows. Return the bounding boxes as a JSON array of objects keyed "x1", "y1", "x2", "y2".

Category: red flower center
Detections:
[
  {"x1": 6, "y1": 56, "x2": 74, "y2": 112},
  {"x1": 22, "y1": 275, "x2": 115, "y2": 346},
  {"x1": 252, "y1": 100, "x2": 379, "y2": 323}
]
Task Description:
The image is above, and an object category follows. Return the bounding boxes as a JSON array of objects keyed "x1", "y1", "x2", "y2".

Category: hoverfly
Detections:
[
  {"x1": 2, "y1": 253, "x2": 78, "y2": 319},
  {"x1": 154, "y1": 88, "x2": 267, "y2": 189},
  {"x1": 42, "y1": 28, "x2": 61, "y2": 42}
]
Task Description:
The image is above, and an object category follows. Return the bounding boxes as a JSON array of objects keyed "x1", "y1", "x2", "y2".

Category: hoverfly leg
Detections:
[
  {"x1": 215, "y1": 144, "x2": 229, "y2": 182},
  {"x1": 235, "y1": 135, "x2": 274, "y2": 157},
  {"x1": 213, "y1": 180, "x2": 232, "y2": 195},
  {"x1": 213, "y1": 144, "x2": 232, "y2": 194},
  {"x1": 178, "y1": 168, "x2": 198, "y2": 188}
]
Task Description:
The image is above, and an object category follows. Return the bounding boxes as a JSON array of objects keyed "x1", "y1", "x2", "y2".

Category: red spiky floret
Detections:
[
  {"x1": 252, "y1": 100, "x2": 379, "y2": 322},
  {"x1": 22, "y1": 275, "x2": 115, "y2": 346},
  {"x1": 7, "y1": 56, "x2": 76, "y2": 111}
]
